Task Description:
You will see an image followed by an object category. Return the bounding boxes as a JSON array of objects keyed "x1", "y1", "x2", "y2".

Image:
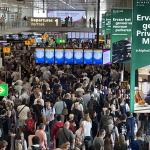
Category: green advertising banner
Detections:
[
  {"x1": 131, "y1": 0, "x2": 150, "y2": 113},
  {"x1": 111, "y1": 9, "x2": 132, "y2": 63},
  {"x1": 105, "y1": 12, "x2": 111, "y2": 49},
  {"x1": 0, "y1": 83, "x2": 8, "y2": 96},
  {"x1": 101, "y1": 14, "x2": 105, "y2": 37}
]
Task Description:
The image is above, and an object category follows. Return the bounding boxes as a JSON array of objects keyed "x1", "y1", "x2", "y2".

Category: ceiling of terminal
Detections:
[{"x1": 1, "y1": 0, "x2": 132, "y2": 11}]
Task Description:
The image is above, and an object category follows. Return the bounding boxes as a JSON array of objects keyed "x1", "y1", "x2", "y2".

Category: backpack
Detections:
[
  {"x1": 121, "y1": 123, "x2": 127, "y2": 136},
  {"x1": 130, "y1": 140, "x2": 147, "y2": 150},
  {"x1": 137, "y1": 140, "x2": 147, "y2": 150},
  {"x1": 88, "y1": 100, "x2": 94, "y2": 112},
  {"x1": 25, "y1": 119, "x2": 35, "y2": 133}
]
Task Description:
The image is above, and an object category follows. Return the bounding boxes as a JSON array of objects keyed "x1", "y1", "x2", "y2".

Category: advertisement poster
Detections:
[
  {"x1": 131, "y1": 0, "x2": 150, "y2": 113},
  {"x1": 101, "y1": 14, "x2": 105, "y2": 38},
  {"x1": 84, "y1": 49, "x2": 93, "y2": 64},
  {"x1": 35, "y1": 48, "x2": 45, "y2": 63},
  {"x1": 47, "y1": 10, "x2": 86, "y2": 22},
  {"x1": 93, "y1": 50, "x2": 102, "y2": 64},
  {"x1": 103, "y1": 50, "x2": 111, "y2": 64},
  {"x1": 65, "y1": 49, "x2": 74, "y2": 64},
  {"x1": 55, "y1": 49, "x2": 64, "y2": 64},
  {"x1": 105, "y1": 12, "x2": 111, "y2": 49},
  {"x1": 74, "y1": 49, "x2": 83, "y2": 64},
  {"x1": 45, "y1": 48, "x2": 54, "y2": 64},
  {"x1": 111, "y1": 9, "x2": 132, "y2": 63}
]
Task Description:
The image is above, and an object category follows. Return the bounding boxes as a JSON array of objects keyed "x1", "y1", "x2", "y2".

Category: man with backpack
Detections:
[{"x1": 87, "y1": 94, "x2": 99, "y2": 118}]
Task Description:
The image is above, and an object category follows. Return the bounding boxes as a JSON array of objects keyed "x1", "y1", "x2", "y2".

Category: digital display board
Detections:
[
  {"x1": 92, "y1": 33, "x2": 96, "y2": 39},
  {"x1": 22, "y1": 34, "x2": 28, "y2": 39},
  {"x1": 93, "y1": 50, "x2": 102, "y2": 64},
  {"x1": 65, "y1": 49, "x2": 74, "y2": 64},
  {"x1": 80, "y1": 32, "x2": 85, "y2": 39},
  {"x1": 68, "y1": 32, "x2": 72, "y2": 39},
  {"x1": 45, "y1": 48, "x2": 54, "y2": 64},
  {"x1": 55, "y1": 49, "x2": 64, "y2": 64},
  {"x1": 103, "y1": 50, "x2": 111, "y2": 64},
  {"x1": 12, "y1": 34, "x2": 19, "y2": 40},
  {"x1": 89, "y1": 33, "x2": 93, "y2": 39},
  {"x1": 85, "y1": 33, "x2": 89, "y2": 39},
  {"x1": 71, "y1": 32, "x2": 76, "y2": 39},
  {"x1": 47, "y1": 10, "x2": 86, "y2": 22},
  {"x1": 74, "y1": 49, "x2": 83, "y2": 64},
  {"x1": 35, "y1": 48, "x2": 45, "y2": 63},
  {"x1": 84, "y1": 49, "x2": 93, "y2": 64},
  {"x1": 75, "y1": 32, "x2": 80, "y2": 39}
]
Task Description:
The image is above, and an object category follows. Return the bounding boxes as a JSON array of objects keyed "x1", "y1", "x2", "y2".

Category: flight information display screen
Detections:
[
  {"x1": 74, "y1": 49, "x2": 83, "y2": 64},
  {"x1": 93, "y1": 50, "x2": 103, "y2": 64},
  {"x1": 55, "y1": 49, "x2": 64, "y2": 64},
  {"x1": 84, "y1": 49, "x2": 93, "y2": 64},
  {"x1": 64, "y1": 49, "x2": 74, "y2": 64},
  {"x1": 35, "y1": 48, "x2": 45, "y2": 63},
  {"x1": 45, "y1": 48, "x2": 54, "y2": 64}
]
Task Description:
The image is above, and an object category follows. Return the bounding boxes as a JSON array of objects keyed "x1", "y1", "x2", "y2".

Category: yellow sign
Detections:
[
  {"x1": 3, "y1": 47, "x2": 10, "y2": 53},
  {"x1": 25, "y1": 40, "x2": 31, "y2": 46},
  {"x1": 30, "y1": 39, "x2": 35, "y2": 44},
  {"x1": 42, "y1": 33, "x2": 49, "y2": 39}
]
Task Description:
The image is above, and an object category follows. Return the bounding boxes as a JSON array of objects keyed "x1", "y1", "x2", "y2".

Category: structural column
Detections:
[{"x1": 96, "y1": 0, "x2": 100, "y2": 49}]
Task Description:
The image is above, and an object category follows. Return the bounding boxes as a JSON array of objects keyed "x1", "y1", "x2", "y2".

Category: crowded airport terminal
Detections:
[{"x1": 0, "y1": 0, "x2": 150, "y2": 150}]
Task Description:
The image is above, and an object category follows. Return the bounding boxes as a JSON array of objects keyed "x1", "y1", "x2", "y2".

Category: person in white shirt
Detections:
[
  {"x1": 81, "y1": 113, "x2": 92, "y2": 150},
  {"x1": 17, "y1": 99, "x2": 30, "y2": 127}
]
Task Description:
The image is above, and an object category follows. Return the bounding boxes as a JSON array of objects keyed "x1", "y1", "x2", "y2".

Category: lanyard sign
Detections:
[
  {"x1": 30, "y1": 38, "x2": 36, "y2": 44},
  {"x1": 3, "y1": 47, "x2": 10, "y2": 53},
  {"x1": 0, "y1": 83, "x2": 8, "y2": 96},
  {"x1": 25, "y1": 40, "x2": 31, "y2": 46},
  {"x1": 42, "y1": 34, "x2": 49, "y2": 39},
  {"x1": 131, "y1": 0, "x2": 150, "y2": 113}
]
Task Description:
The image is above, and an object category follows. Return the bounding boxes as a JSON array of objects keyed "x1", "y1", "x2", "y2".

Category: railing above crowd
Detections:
[{"x1": 0, "y1": 16, "x2": 96, "y2": 31}]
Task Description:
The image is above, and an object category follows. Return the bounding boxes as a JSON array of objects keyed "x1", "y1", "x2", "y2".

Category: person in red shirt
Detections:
[{"x1": 51, "y1": 115, "x2": 64, "y2": 147}]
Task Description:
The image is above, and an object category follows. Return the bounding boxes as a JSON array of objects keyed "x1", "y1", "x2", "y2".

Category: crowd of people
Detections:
[{"x1": 0, "y1": 43, "x2": 149, "y2": 150}]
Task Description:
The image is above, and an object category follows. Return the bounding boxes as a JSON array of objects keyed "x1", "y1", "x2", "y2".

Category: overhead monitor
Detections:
[
  {"x1": 35, "y1": 48, "x2": 45, "y2": 63},
  {"x1": 64, "y1": 49, "x2": 74, "y2": 64},
  {"x1": 55, "y1": 49, "x2": 64, "y2": 64},
  {"x1": 84, "y1": 49, "x2": 93, "y2": 64},
  {"x1": 45, "y1": 48, "x2": 54, "y2": 64},
  {"x1": 93, "y1": 50, "x2": 103, "y2": 64},
  {"x1": 47, "y1": 10, "x2": 86, "y2": 22},
  {"x1": 74, "y1": 49, "x2": 83, "y2": 64}
]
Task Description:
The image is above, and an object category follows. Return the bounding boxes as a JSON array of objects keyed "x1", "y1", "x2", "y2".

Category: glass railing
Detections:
[{"x1": 0, "y1": 20, "x2": 29, "y2": 31}]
